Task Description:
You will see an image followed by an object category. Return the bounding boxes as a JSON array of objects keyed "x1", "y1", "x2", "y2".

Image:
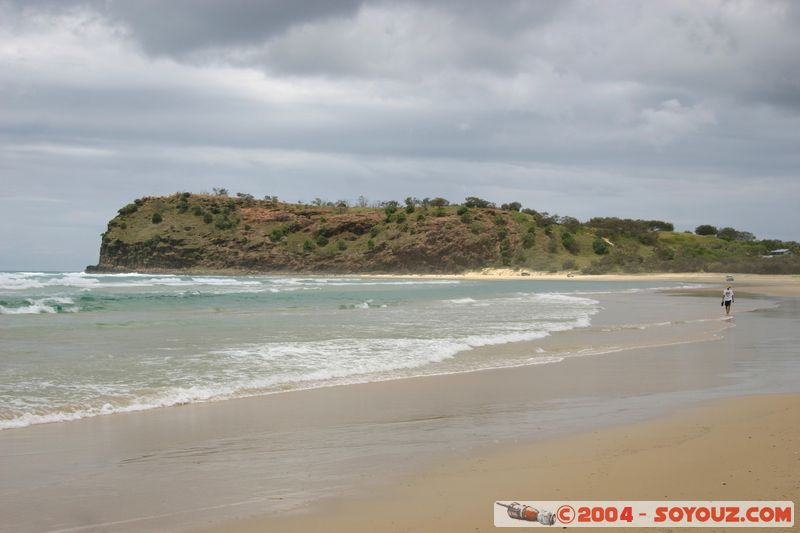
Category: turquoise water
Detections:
[{"x1": 0, "y1": 272, "x2": 691, "y2": 430}]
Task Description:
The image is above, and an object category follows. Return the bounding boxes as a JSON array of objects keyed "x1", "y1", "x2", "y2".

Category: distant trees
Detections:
[
  {"x1": 500, "y1": 202, "x2": 522, "y2": 212},
  {"x1": 695, "y1": 224, "x2": 717, "y2": 236},
  {"x1": 559, "y1": 216, "x2": 581, "y2": 233},
  {"x1": 464, "y1": 196, "x2": 495, "y2": 208},
  {"x1": 212, "y1": 188, "x2": 228, "y2": 196},
  {"x1": 717, "y1": 227, "x2": 756, "y2": 242},
  {"x1": 647, "y1": 220, "x2": 674, "y2": 232}
]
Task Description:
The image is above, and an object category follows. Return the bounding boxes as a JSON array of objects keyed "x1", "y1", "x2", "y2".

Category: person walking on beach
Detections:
[{"x1": 722, "y1": 286, "x2": 734, "y2": 315}]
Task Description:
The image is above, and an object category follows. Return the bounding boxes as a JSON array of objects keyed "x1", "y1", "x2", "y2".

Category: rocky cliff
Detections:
[{"x1": 88, "y1": 193, "x2": 800, "y2": 275}]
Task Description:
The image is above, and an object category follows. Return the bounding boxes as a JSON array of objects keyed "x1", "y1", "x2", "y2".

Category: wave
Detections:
[{"x1": 0, "y1": 297, "x2": 79, "y2": 315}]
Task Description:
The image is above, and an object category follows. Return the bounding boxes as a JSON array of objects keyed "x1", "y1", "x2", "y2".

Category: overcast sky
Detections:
[{"x1": 1, "y1": 0, "x2": 799, "y2": 270}]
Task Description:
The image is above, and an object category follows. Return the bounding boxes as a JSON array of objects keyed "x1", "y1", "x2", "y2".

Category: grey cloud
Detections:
[
  {"x1": 5, "y1": 0, "x2": 364, "y2": 55},
  {"x1": 1, "y1": 0, "x2": 800, "y2": 270}
]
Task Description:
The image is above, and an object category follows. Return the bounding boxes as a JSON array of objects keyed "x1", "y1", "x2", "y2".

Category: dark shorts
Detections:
[{"x1": 724, "y1": 300, "x2": 732, "y2": 306}]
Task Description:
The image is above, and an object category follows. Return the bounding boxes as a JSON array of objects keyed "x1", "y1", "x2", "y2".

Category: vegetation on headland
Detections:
[{"x1": 88, "y1": 192, "x2": 800, "y2": 275}]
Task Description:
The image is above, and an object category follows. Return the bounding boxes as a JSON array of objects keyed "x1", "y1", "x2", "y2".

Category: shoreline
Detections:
[
  {"x1": 80, "y1": 267, "x2": 800, "y2": 296},
  {"x1": 0, "y1": 285, "x2": 745, "y2": 433},
  {"x1": 1, "y1": 277, "x2": 797, "y2": 532},
  {"x1": 206, "y1": 393, "x2": 800, "y2": 533}
]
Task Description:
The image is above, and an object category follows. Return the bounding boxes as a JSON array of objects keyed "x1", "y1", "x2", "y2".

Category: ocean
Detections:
[{"x1": 0, "y1": 272, "x2": 694, "y2": 431}]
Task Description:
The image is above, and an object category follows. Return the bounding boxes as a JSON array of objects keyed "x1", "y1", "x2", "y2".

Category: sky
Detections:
[{"x1": 1, "y1": 0, "x2": 799, "y2": 270}]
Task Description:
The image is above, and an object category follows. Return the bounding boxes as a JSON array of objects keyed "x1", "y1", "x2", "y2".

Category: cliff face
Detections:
[{"x1": 91, "y1": 195, "x2": 550, "y2": 274}]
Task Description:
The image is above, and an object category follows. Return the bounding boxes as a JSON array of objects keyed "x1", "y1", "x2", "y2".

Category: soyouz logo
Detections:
[{"x1": 494, "y1": 501, "x2": 794, "y2": 527}]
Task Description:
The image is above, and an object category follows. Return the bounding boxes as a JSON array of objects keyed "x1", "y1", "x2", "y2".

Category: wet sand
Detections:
[
  {"x1": 208, "y1": 394, "x2": 800, "y2": 533},
  {"x1": 1, "y1": 276, "x2": 798, "y2": 532}
]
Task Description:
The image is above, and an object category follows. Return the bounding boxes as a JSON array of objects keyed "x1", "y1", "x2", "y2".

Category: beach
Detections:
[
  {"x1": 209, "y1": 394, "x2": 800, "y2": 533},
  {"x1": 0, "y1": 273, "x2": 798, "y2": 532}
]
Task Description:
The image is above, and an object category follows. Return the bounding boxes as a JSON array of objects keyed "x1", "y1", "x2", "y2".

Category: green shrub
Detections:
[
  {"x1": 118, "y1": 203, "x2": 138, "y2": 215},
  {"x1": 656, "y1": 247, "x2": 675, "y2": 260},
  {"x1": 215, "y1": 215, "x2": 235, "y2": 230},
  {"x1": 563, "y1": 259, "x2": 577, "y2": 270},
  {"x1": 370, "y1": 226, "x2": 380, "y2": 237},
  {"x1": 433, "y1": 207, "x2": 446, "y2": 217},
  {"x1": 561, "y1": 232, "x2": 578, "y2": 253},
  {"x1": 592, "y1": 238, "x2": 609, "y2": 255},
  {"x1": 303, "y1": 240, "x2": 315, "y2": 252},
  {"x1": 203, "y1": 213, "x2": 213, "y2": 224},
  {"x1": 337, "y1": 239, "x2": 347, "y2": 251},
  {"x1": 367, "y1": 239, "x2": 375, "y2": 250},
  {"x1": 522, "y1": 230, "x2": 536, "y2": 249},
  {"x1": 270, "y1": 227, "x2": 286, "y2": 242},
  {"x1": 315, "y1": 234, "x2": 329, "y2": 247},
  {"x1": 151, "y1": 213, "x2": 163, "y2": 224},
  {"x1": 395, "y1": 212, "x2": 406, "y2": 224},
  {"x1": 192, "y1": 205, "x2": 203, "y2": 216},
  {"x1": 500, "y1": 238, "x2": 512, "y2": 265},
  {"x1": 457, "y1": 206, "x2": 469, "y2": 216}
]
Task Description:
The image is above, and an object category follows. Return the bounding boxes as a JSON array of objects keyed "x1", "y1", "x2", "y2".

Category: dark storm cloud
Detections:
[
  {"x1": 7, "y1": 0, "x2": 364, "y2": 54},
  {"x1": 1, "y1": 0, "x2": 799, "y2": 270}
]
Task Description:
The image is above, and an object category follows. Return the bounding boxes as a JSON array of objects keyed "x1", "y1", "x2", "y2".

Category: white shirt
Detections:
[{"x1": 723, "y1": 288, "x2": 734, "y2": 302}]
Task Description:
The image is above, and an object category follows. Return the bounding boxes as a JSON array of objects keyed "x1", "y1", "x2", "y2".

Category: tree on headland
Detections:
[
  {"x1": 717, "y1": 227, "x2": 756, "y2": 242},
  {"x1": 559, "y1": 216, "x2": 581, "y2": 233},
  {"x1": 464, "y1": 196, "x2": 495, "y2": 208},
  {"x1": 695, "y1": 224, "x2": 717, "y2": 236},
  {"x1": 500, "y1": 202, "x2": 522, "y2": 212},
  {"x1": 212, "y1": 188, "x2": 228, "y2": 196}
]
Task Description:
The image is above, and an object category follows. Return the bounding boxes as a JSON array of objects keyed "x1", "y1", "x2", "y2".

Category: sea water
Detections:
[{"x1": 0, "y1": 272, "x2": 695, "y2": 430}]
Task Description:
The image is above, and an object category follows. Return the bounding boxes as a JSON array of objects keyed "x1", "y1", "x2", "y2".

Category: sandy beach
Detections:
[
  {"x1": 207, "y1": 394, "x2": 800, "y2": 532},
  {"x1": 1, "y1": 274, "x2": 798, "y2": 533}
]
